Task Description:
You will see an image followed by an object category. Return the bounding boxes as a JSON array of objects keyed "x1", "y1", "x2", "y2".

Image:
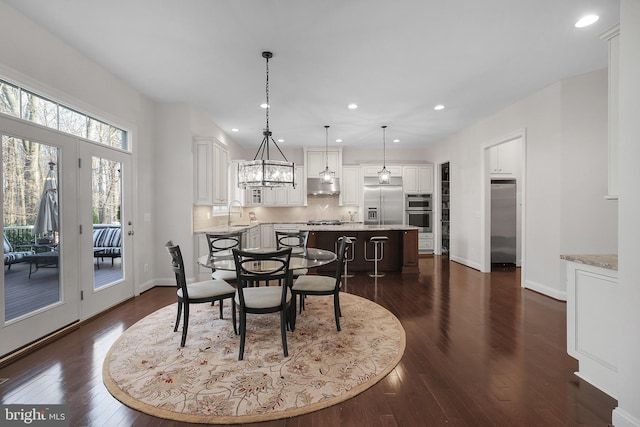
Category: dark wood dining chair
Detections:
[
  {"x1": 165, "y1": 241, "x2": 237, "y2": 347},
  {"x1": 290, "y1": 236, "x2": 348, "y2": 332},
  {"x1": 206, "y1": 232, "x2": 242, "y2": 284},
  {"x1": 232, "y1": 247, "x2": 292, "y2": 360},
  {"x1": 275, "y1": 230, "x2": 310, "y2": 309}
]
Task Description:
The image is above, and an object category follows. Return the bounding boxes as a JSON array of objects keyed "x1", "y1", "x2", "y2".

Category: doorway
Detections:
[
  {"x1": 481, "y1": 130, "x2": 526, "y2": 280},
  {"x1": 1, "y1": 115, "x2": 134, "y2": 356}
]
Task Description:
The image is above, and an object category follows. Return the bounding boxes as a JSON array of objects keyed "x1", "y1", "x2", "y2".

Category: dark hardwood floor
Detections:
[{"x1": 0, "y1": 256, "x2": 616, "y2": 426}]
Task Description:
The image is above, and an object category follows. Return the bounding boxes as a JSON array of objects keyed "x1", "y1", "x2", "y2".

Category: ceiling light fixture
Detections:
[
  {"x1": 434, "y1": 104, "x2": 445, "y2": 110},
  {"x1": 378, "y1": 125, "x2": 391, "y2": 184},
  {"x1": 348, "y1": 103, "x2": 358, "y2": 109},
  {"x1": 575, "y1": 14, "x2": 599, "y2": 28},
  {"x1": 319, "y1": 125, "x2": 335, "y2": 184},
  {"x1": 237, "y1": 51, "x2": 295, "y2": 189}
]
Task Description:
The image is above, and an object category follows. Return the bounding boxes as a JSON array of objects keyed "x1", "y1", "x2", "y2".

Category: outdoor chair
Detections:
[
  {"x1": 290, "y1": 236, "x2": 348, "y2": 332},
  {"x1": 165, "y1": 241, "x2": 237, "y2": 347},
  {"x1": 232, "y1": 247, "x2": 292, "y2": 360}
]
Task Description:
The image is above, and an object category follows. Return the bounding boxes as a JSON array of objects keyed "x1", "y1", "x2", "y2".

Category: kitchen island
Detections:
[{"x1": 299, "y1": 224, "x2": 420, "y2": 274}]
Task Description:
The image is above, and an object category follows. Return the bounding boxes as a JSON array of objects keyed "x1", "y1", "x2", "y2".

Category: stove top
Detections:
[{"x1": 306, "y1": 219, "x2": 343, "y2": 225}]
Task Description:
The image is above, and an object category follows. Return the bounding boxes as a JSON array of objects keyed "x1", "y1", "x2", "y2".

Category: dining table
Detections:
[{"x1": 197, "y1": 247, "x2": 337, "y2": 273}]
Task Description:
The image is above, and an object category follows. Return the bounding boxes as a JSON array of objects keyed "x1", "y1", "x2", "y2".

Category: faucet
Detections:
[{"x1": 228, "y1": 199, "x2": 243, "y2": 226}]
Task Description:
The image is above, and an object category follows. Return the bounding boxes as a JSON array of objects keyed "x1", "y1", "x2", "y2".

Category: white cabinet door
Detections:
[
  {"x1": 193, "y1": 140, "x2": 213, "y2": 205},
  {"x1": 341, "y1": 165, "x2": 361, "y2": 206},
  {"x1": 490, "y1": 142, "x2": 516, "y2": 176},
  {"x1": 287, "y1": 167, "x2": 305, "y2": 205},
  {"x1": 193, "y1": 137, "x2": 228, "y2": 205},
  {"x1": 212, "y1": 143, "x2": 228, "y2": 204},
  {"x1": 261, "y1": 224, "x2": 274, "y2": 248},
  {"x1": 304, "y1": 147, "x2": 342, "y2": 180},
  {"x1": 403, "y1": 165, "x2": 433, "y2": 193},
  {"x1": 195, "y1": 234, "x2": 211, "y2": 278}
]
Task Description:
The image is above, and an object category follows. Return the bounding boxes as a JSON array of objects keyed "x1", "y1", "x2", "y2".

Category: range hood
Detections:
[{"x1": 307, "y1": 177, "x2": 341, "y2": 196}]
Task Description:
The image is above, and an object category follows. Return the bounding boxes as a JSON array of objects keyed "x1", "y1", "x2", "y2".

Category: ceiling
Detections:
[{"x1": 5, "y1": 0, "x2": 620, "y2": 151}]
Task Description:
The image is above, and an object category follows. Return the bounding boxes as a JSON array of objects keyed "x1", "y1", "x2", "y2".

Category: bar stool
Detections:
[
  {"x1": 364, "y1": 236, "x2": 388, "y2": 277},
  {"x1": 335, "y1": 236, "x2": 357, "y2": 278}
]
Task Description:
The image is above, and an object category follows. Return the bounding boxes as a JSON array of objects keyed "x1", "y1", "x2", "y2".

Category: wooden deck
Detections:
[{"x1": 4, "y1": 259, "x2": 122, "y2": 321}]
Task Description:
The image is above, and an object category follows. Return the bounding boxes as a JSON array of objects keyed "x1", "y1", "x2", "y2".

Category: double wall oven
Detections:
[{"x1": 405, "y1": 193, "x2": 432, "y2": 232}]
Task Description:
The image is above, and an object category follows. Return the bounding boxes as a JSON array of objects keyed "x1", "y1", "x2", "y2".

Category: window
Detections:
[{"x1": 0, "y1": 78, "x2": 129, "y2": 151}]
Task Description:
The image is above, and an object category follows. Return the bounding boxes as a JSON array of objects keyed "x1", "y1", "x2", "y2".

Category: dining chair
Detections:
[
  {"x1": 232, "y1": 247, "x2": 292, "y2": 360},
  {"x1": 206, "y1": 232, "x2": 242, "y2": 284},
  {"x1": 165, "y1": 241, "x2": 237, "y2": 347},
  {"x1": 275, "y1": 230, "x2": 310, "y2": 308},
  {"x1": 290, "y1": 236, "x2": 348, "y2": 332}
]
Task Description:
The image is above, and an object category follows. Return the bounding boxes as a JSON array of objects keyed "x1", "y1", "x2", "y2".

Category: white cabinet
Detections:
[
  {"x1": 600, "y1": 25, "x2": 619, "y2": 199},
  {"x1": 490, "y1": 141, "x2": 516, "y2": 177},
  {"x1": 403, "y1": 165, "x2": 434, "y2": 193},
  {"x1": 195, "y1": 234, "x2": 211, "y2": 278},
  {"x1": 193, "y1": 138, "x2": 228, "y2": 205},
  {"x1": 565, "y1": 259, "x2": 618, "y2": 398},
  {"x1": 247, "y1": 226, "x2": 260, "y2": 248},
  {"x1": 261, "y1": 224, "x2": 274, "y2": 248},
  {"x1": 418, "y1": 232, "x2": 434, "y2": 253},
  {"x1": 361, "y1": 164, "x2": 402, "y2": 177},
  {"x1": 340, "y1": 165, "x2": 362, "y2": 206},
  {"x1": 305, "y1": 147, "x2": 342, "y2": 180}
]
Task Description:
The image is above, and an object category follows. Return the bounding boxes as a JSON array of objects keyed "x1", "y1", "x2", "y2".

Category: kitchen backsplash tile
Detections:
[{"x1": 193, "y1": 196, "x2": 360, "y2": 230}]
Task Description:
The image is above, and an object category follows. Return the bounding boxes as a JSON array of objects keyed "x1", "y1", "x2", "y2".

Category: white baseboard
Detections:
[
  {"x1": 613, "y1": 407, "x2": 640, "y2": 427},
  {"x1": 523, "y1": 278, "x2": 566, "y2": 301},
  {"x1": 449, "y1": 255, "x2": 481, "y2": 271}
]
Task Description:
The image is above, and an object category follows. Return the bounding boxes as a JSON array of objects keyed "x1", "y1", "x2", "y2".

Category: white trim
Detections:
[
  {"x1": 480, "y1": 129, "x2": 527, "y2": 288},
  {"x1": 612, "y1": 407, "x2": 640, "y2": 427},
  {"x1": 523, "y1": 278, "x2": 566, "y2": 301}
]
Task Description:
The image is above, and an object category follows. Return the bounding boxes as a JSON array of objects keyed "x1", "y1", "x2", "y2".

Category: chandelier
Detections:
[
  {"x1": 319, "y1": 125, "x2": 335, "y2": 184},
  {"x1": 378, "y1": 125, "x2": 391, "y2": 184},
  {"x1": 237, "y1": 51, "x2": 295, "y2": 188}
]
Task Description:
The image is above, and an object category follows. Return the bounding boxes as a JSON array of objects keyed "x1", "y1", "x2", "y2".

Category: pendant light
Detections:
[
  {"x1": 319, "y1": 125, "x2": 335, "y2": 184},
  {"x1": 378, "y1": 125, "x2": 391, "y2": 184},
  {"x1": 237, "y1": 51, "x2": 295, "y2": 188}
]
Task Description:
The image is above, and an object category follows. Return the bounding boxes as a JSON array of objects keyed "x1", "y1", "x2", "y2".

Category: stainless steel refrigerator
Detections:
[
  {"x1": 363, "y1": 176, "x2": 404, "y2": 225},
  {"x1": 491, "y1": 180, "x2": 517, "y2": 265}
]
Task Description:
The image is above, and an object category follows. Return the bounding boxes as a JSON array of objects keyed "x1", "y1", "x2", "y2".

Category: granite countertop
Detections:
[
  {"x1": 560, "y1": 254, "x2": 618, "y2": 271},
  {"x1": 195, "y1": 222, "x2": 419, "y2": 234},
  {"x1": 299, "y1": 224, "x2": 420, "y2": 232}
]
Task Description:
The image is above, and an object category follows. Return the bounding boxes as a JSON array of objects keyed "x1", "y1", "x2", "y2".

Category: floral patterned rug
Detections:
[{"x1": 102, "y1": 292, "x2": 405, "y2": 424}]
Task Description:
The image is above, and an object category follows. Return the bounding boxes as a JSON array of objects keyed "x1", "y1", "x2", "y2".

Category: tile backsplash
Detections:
[{"x1": 193, "y1": 195, "x2": 360, "y2": 231}]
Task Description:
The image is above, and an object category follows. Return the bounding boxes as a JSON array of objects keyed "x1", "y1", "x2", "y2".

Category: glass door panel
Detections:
[
  {"x1": 92, "y1": 156, "x2": 123, "y2": 289},
  {"x1": 3, "y1": 136, "x2": 61, "y2": 321}
]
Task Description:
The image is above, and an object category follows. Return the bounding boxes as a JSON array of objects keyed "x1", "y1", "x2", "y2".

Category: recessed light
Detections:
[
  {"x1": 434, "y1": 104, "x2": 445, "y2": 111},
  {"x1": 335, "y1": 139, "x2": 343, "y2": 143},
  {"x1": 260, "y1": 103, "x2": 269, "y2": 109},
  {"x1": 393, "y1": 139, "x2": 400, "y2": 143},
  {"x1": 348, "y1": 103, "x2": 358, "y2": 109},
  {"x1": 575, "y1": 14, "x2": 599, "y2": 28},
  {"x1": 277, "y1": 138, "x2": 284, "y2": 143},
  {"x1": 231, "y1": 128, "x2": 239, "y2": 132}
]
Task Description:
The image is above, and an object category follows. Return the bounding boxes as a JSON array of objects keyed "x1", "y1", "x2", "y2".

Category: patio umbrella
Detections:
[{"x1": 32, "y1": 162, "x2": 59, "y2": 240}]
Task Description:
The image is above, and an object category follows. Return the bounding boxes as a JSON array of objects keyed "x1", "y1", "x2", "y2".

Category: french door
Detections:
[
  {"x1": 0, "y1": 115, "x2": 134, "y2": 356},
  {"x1": 78, "y1": 143, "x2": 134, "y2": 319}
]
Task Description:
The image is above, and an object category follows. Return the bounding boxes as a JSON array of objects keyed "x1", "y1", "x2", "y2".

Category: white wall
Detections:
[
  {"x1": 424, "y1": 69, "x2": 617, "y2": 299},
  {"x1": 613, "y1": 1, "x2": 640, "y2": 425}
]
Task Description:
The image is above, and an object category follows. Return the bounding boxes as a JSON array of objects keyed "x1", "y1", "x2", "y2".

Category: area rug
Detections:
[{"x1": 103, "y1": 292, "x2": 405, "y2": 424}]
